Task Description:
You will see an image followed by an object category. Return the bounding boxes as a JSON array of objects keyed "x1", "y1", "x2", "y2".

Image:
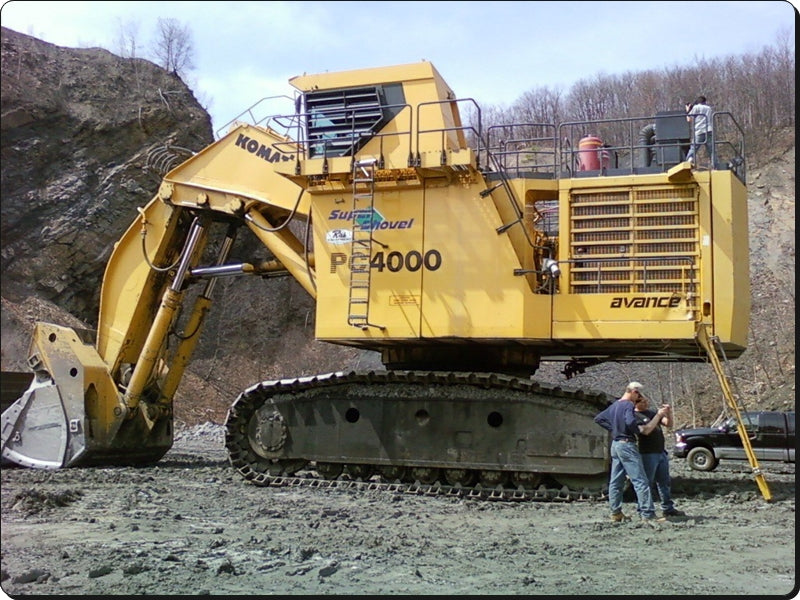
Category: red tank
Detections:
[{"x1": 577, "y1": 135, "x2": 609, "y2": 171}]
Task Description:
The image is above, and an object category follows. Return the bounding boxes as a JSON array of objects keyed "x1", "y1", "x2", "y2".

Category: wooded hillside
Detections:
[{"x1": 477, "y1": 29, "x2": 794, "y2": 162}]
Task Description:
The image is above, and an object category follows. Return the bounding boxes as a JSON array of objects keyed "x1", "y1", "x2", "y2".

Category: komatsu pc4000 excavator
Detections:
[{"x1": 1, "y1": 61, "x2": 750, "y2": 496}]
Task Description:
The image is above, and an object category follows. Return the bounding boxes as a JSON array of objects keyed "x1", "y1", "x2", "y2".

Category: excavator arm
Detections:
[{"x1": 2, "y1": 122, "x2": 312, "y2": 467}]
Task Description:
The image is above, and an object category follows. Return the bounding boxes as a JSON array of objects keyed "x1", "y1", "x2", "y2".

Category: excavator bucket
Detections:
[
  {"x1": 1, "y1": 323, "x2": 174, "y2": 469},
  {"x1": 2, "y1": 377, "x2": 69, "y2": 468}
]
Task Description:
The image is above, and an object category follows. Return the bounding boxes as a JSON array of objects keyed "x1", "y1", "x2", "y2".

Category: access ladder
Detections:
[
  {"x1": 696, "y1": 324, "x2": 772, "y2": 501},
  {"x1": 347, "y1": 158, "x2": 382, "y2": 330}
]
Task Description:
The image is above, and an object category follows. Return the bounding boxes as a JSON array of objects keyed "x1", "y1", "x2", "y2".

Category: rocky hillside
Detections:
[
  {"x1": 0, "y1": 27, "x2": 794, "y2": 428},
  {"x1": 1, "y1": 27, "x2": 212, "y2": 318}
]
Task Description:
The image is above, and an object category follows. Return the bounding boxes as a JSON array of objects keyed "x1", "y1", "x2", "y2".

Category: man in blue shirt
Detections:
[{"x1": 594, "y1": 382, "x2": 667, "y2": 524}]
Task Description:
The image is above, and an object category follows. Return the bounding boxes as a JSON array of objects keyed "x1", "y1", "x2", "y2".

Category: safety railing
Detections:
[
  {"x1": 214, "y1": 95, "x2": 299, "y2": 140},
  {"x1": 414, "y1": 98, "x2": 483, "y2": 167},
  {"x1": 247, "y1": 103, "x2": 415, "y2": 173},
  {"x1": 484, "y1": 123, "x2": 558, "y2": 178},
  {"x1": 710, "y1": 111, "x2": 747, "y2": 182},
  {"x1": 218, "y1": 95, "x2": 745, "y2": 185},
  {"x1": 556, "y1": 113, "x2": 746, "y2": 183}
]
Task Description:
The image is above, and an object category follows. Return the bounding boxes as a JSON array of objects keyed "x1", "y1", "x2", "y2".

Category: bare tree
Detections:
[
  {"x1": 151, "y1": 17, "x2": 194, "y2": 78},
  {"x1": 114, "y1": 18, "x2": 140, "y2": 59},
  {"x1": 511, "y1": 87, "x2": 564, "y2": 126},
  {"x1": 113, "y1": 18, "x2": 143, "y2": 93}
]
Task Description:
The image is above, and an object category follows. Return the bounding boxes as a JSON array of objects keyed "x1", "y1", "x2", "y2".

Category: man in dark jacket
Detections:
[
  {"x1": 635, "y1": 395, "x2": 685, "y2": 518},
  {"x1": 594, "y1": 382, "x2": 667, "y2": 523}
]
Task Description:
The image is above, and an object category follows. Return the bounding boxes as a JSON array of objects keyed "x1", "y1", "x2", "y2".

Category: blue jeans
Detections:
[
  {"x1": 686, "y1": 131, "x2": 713, "y2": 164},
  {"x1": 608, "y1": 440, "x2": 655, "y2": 518},
  {"x1": 641, "y1": 451, "x2": 675, "y2": 513}
]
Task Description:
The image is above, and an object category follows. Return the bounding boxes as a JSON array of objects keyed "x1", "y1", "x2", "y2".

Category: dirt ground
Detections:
[{"x1": 0, "y1": 422, "x2": 795, "y2": 598}]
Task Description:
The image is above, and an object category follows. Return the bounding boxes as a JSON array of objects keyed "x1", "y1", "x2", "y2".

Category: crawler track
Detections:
[
  {"x1": 220, "y1": 470, "x2": 609, "y2": 502},
  {"x1": 225, "y1": 370, "x2": 612, "y2": 502}
]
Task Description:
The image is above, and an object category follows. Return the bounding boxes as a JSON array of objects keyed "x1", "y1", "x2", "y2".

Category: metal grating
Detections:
[
  {"x1": 569, "y1": 186, "x2": 699, "y2": 298},
  {"x1": 306, "y1": 86, "x2": 384, "y2": 157}
]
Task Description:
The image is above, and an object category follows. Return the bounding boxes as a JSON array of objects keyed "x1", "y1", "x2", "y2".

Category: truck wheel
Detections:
[{"x1": 687, "y1": 447, "x2": 718, "y2": 471}]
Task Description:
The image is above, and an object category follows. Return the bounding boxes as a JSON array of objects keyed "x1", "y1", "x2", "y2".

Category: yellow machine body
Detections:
[{"x1": 1, "y1": 61, "x2": 749, "y2": 486}]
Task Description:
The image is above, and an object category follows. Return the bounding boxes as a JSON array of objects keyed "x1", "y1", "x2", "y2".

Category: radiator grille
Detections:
[{"x1": 569, "y1": 186, "x2": 699, "y2": 300}]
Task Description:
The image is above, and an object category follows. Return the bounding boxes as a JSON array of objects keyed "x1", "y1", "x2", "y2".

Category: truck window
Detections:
[
  {"x1": 727, "y1": 413, "x2": 757, "y2": 432},
  {"x1": 759, "y1": 413, "x2": 785, "y2": 434}
]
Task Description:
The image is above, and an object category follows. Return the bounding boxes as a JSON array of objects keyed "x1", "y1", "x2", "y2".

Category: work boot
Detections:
[
  {"x1": 662, "y1": 508, "x2": 686, "y2": 517},
  {"x1": 610, "y1": 512, "x2": 629, "y2": 522},
  {"x1": 641, "y1": 515, "x2": 667, "y2": 526}
]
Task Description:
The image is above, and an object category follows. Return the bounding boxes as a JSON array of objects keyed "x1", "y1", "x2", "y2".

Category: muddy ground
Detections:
[{"x1": 0, "y1": 423, "x2": 795, "y2": 598}]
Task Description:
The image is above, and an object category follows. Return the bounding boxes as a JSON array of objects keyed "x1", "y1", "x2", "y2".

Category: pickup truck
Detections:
[{"x1": 672, "y1": 411, "x2": 795, "y2": 471}]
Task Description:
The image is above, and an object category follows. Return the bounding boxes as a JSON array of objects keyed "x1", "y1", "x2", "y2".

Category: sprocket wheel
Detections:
[
  {"x1": 478, "y1": 470, "x2": 508, "y2": 487},
  {"x1": 346, "y1": 464, "x2": 374, "y2": 481},
  {"x1": 553, "y1": 473, "x2": 607, "y2": 493},
  {"x1": 409, "y1": 467, "x2": 440, "y2": 484},
  {"x1": 511, "y1": 471, "x2": 543, "y2": 489},
  {"x1": 377, "y1": 465, "x2": 407, "y2": 482},
  {"x1": 248, "y1": 406, "x2": 288, "y2": 458}
]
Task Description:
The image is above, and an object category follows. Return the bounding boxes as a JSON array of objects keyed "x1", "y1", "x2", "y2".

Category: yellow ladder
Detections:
[
  {"x1": 696, "y1": 324, "x2": 772, "y2": 501},
  {"x1": 347, "y1": 158, "x2": 382, "y2": 329}
]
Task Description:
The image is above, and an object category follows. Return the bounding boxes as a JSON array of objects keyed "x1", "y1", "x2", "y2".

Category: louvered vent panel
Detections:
[{"x1": 569, "y1": 186, "x2": 699, "y2": 304}]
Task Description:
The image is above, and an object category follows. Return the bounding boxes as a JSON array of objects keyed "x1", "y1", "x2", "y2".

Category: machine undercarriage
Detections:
[{"x1": 225, "y1": 370, "x2": 612, "y2": 496}]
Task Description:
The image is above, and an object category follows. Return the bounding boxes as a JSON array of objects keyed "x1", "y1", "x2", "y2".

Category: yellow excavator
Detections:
[{"x1": 0, "y1": 61, "x2": 750, "y2": 495}]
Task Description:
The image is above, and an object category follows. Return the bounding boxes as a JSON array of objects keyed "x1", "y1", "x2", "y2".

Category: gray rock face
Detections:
[{"x1": 1, "y1": 26, "x2": 214, "y2": 322}]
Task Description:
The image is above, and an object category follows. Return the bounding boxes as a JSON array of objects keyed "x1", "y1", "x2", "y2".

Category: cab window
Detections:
[{"x1": 759, "y1": 412, "x2": 786, "y2": 434}]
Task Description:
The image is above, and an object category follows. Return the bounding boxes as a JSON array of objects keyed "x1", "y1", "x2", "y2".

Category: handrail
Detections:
[
  {"x1": 414, "y1": 98, "x2": 482, "y2": 165},
  {"x1": 557, "y1": 113, "x2": 746, "y2": 182},
  {"x1": 264, "y1": 102, "x2": 414, "y2": 167},
  {"x1": 485, "y1": 123, "x2": 558, "y2": 178},
  {"x1": 219, "y1": 93, "x2": 746, "y2": 185},
  {"x1": 214, "y1": 95, "x2": 298, "y2": 139}
]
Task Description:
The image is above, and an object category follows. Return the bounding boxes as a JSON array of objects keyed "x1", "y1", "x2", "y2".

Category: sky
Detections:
[{"x1": 0, "y1": 0, "x2": 795, "y2": 136}]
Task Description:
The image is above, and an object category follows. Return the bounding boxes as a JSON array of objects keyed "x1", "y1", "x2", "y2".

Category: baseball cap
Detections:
[{"x1": 627, "y1": 382, "x2": 644, "y2": 393}]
